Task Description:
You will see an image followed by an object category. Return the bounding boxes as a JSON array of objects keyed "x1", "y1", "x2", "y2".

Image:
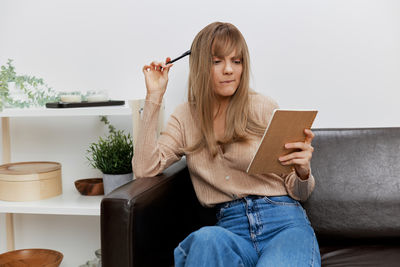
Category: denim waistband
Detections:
[{"x1": 215, "y1": 195, "x2": 266, "y2": 210}]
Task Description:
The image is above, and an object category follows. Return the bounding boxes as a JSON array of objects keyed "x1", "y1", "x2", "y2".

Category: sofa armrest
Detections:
[{"x1": 100, "y1": 159, "x2": 216, "y2": 267}]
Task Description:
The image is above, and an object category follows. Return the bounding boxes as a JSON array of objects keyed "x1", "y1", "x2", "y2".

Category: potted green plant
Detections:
[
  {"x1": 87, "y1": 116, "x2": 134, "y2": 195},
  {"x1": 0, "y1": 59, "x2": 59, "y2": 111}
]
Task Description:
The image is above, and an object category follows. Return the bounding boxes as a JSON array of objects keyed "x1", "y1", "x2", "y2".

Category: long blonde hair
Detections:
[{"x1": 186, "y1": 22, "x2": 265, "y2": 156}]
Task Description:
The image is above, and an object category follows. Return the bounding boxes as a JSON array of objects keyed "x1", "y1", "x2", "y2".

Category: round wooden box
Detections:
[{"x1": 0, "y1": 162, "x2": 62, "y2": 202}]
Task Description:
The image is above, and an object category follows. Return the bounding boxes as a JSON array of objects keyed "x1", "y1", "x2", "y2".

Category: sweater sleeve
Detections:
[
  {"x1": 284, "y1": 171, "x2": 315, "y2": 201},
  {"x1": 132, "y1": 100, "x2": 185, "y2": 178}
]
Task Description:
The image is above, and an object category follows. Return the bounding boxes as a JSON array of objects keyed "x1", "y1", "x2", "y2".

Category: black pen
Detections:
[{"x1": 166, "y1": 50, "x2": 191, "y2": 65}]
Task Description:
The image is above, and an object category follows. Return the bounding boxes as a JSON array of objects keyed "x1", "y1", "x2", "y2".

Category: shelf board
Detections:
[
  {"x1": 0, "y1": 104, "x2": 132, "y2": 117},
  {"x1": 0, "y1": 189, "x2": 102, "y2": 216}
]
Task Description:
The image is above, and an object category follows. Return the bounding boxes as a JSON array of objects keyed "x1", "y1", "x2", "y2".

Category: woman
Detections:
[{"x1": 134, "y1": 22, "x2": 321, "y2": 267}]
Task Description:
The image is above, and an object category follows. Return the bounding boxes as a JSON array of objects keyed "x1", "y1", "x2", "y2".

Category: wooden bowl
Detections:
[
  {"x1": 74, "y1": 178, "x2": 104, "y2": 196},
  {"x1": 0, "y1": 248, "x2": 63, "y2": 267}
]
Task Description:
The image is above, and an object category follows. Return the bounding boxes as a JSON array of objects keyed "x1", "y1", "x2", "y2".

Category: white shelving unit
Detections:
[
  {"x1": 0, "y1": 100, "x2": 148, "y2": 253},
  {"x1": 0, "y1": 105, "x2": 132, "y2": 118},
  {"x1": 0, "y1": 189, "x2": 103, "y2": 216}
]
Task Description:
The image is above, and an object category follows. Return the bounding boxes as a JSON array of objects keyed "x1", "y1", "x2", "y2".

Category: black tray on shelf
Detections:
[{"x1": 46, "y1": 100, "x2": 125, "y2": 108}]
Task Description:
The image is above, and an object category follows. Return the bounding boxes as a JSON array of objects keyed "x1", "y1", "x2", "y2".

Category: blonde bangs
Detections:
[{"x1": 211, "y1": 29, "x2": 244, "y2": 59}]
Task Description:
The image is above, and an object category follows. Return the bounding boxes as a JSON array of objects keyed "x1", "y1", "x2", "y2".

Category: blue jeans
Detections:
[{"x1": 174, "y1": 195, "x2": 321, "y2": 267}]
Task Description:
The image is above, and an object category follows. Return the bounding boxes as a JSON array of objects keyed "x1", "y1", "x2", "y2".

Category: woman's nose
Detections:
[{"x1": 223, "y1": 62, "x2": 233, "y2": 74}]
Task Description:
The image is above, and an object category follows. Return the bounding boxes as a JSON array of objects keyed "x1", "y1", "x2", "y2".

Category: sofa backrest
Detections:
[{"x1": 303, "y1": 128, "x2": 400, "y2": 240}]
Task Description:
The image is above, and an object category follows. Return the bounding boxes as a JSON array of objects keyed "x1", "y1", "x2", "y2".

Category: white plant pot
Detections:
[
  {"x1": 6, "y1": 81, "x2": 29, "y2": 108},
  {"x1": 8, "y1": 82, "x2": 16, "y2": 92},
  {"x1": 102, "y1": 172, "x2": 134, "y2": 195}
]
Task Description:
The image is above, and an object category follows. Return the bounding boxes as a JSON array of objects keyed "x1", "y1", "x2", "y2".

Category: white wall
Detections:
[
  {"x1": 1, "y1": 0, "x2": 399, "y2": 127},
  {"x1": 0, "y1": 0, "x2": 399, "y2": 265}
]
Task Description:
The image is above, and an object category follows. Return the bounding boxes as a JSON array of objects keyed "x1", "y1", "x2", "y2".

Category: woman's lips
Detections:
[{"x1": 221, "y1": 80, "x2": 234, "y2": 83}]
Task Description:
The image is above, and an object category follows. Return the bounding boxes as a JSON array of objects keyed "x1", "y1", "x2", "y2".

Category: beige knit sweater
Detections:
[{"x1": 133, "y1": 93, "x2": 315, "y2": 207}]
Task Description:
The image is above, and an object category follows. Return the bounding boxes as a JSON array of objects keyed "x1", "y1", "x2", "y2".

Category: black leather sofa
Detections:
[{"x1": 101, "y1": 128, "x2": 400, "y2": 266}]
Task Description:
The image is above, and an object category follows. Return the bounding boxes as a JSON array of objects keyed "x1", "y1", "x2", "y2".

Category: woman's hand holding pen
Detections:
[
  {"x1": 142, "y1": 57, "x2": 173, "y2": 103},
  {"x1": 278, "y1": 129, "x2": 315, "y2": 180}
]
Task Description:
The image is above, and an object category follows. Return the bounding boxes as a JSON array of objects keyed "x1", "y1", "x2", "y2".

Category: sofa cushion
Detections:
[
  {"x1": 321, "y1": 245, "x2": 400, "y2": 267},
  {"x1": 303, "y1": 128, "x2": 400, "y2": 239}
]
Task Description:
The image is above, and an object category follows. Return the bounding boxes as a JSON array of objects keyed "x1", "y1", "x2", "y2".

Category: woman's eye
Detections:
[
  {"x1": 234, "y1": 60, "x2": 241, "y2": 64},
  {"x1": 213, "y1": 60, "x2": 221, "y2": 64}
]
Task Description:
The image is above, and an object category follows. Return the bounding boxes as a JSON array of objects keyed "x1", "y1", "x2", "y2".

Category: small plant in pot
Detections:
[
  {"x1": 0, "y1": 59, "x2": 59, "y2": 111},
  {"x1": 87, "y1": 116, "x2": 134, "y2": 195}
]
